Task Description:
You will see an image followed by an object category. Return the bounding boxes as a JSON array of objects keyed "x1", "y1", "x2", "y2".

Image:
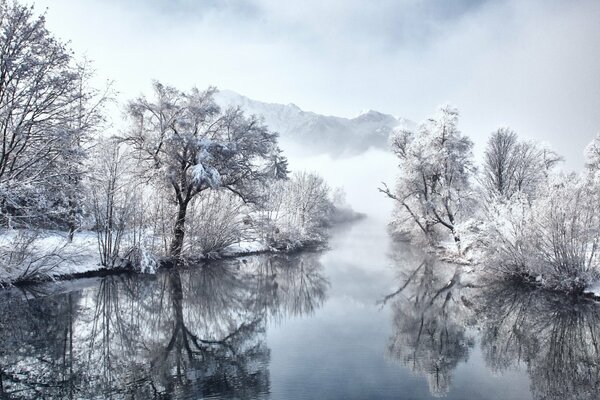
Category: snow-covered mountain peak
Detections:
[
  {"x1": 286, "y1": 102, "x2": 302, "y2": 112},
  {"x1": 214, "y1": 89, "x2": 414, "y2": 156},
  {"x1": 355, "y1": 109, "x2": 383, "y2": 118}
]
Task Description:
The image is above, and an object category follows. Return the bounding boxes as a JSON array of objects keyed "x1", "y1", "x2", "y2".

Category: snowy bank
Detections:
[
  {"x1": 0, "y1": 229, "x2": 101, "y2": 286},
  {"x1": 0, "y1": 228, "x2": 331, "y2": 287}
]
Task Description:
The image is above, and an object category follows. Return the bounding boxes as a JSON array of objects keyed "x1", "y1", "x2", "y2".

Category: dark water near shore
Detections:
[{"x1": 0, "y1": 217, "x2": 599, "y2": 399}]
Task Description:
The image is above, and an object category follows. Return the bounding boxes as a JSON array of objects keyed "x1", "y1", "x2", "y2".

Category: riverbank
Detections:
[{"x1": 0, "y1": 224, "x2": 341, "y2": 288}]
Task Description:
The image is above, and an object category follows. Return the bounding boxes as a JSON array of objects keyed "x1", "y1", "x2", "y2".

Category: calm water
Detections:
[{"x1": 0, "y1": 217, "x2": 599, "y2": 399}]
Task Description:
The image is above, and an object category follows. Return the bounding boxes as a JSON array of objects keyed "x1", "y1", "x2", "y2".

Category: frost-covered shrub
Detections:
[
  {"x1": 0, "y1": 230, "x2": 67, "y2": 283},
  {"x1": 328, "y1": 187, "x2": 365, "y2": 224},
  {"x1": 126, "y1": 245, "x2": 160, "y2": 274},
  {"x1": 532, "y1": 177, "x2": 600, "y2": 290},
  {"x1": 479, "y1": 193, "x2": 535, "y2": 278},
  {"x1": 482, "y1": 175, "x2": 600, "y2": 292}
]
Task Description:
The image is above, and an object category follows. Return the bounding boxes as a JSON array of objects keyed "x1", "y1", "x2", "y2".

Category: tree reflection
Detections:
[
  {"x1": 383, "y1": 250, "x2": 476, "y2": 397},
  {"x1": 385, "y1": 249, "x2": 600, "y2": 399},
  {"x1": 253, "y1": 253, "x2": 329, "y2": 323},
  {"x1": 477, "y1": 282, "x2": 600, "y2": 400},
  {"x1": 0, "y1": 289, "x2": 80, "y2": 398},
  {"x1": 0, "y1": 251, "x2": 328, "y2": 398}
]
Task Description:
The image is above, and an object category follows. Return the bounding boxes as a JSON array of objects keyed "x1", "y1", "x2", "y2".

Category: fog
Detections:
[{"x1": 285, "y1": 147, "x2": 398, "y2": 221}]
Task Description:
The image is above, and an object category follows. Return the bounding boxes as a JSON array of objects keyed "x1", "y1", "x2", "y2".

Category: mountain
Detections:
[{"x1": 215, "y1": 90, "x2": 414, "y2": 156}]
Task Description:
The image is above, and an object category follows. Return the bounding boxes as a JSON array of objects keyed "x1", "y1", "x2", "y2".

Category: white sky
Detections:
[{"x1": 34, "y1": 0, "x2": 600, "y2": 168}]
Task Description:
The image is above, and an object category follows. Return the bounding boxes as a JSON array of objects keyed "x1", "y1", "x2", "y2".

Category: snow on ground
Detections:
[
  {"x1": 0, "y1": 229, "x2": 101, "y2": 285},
  {"x1": 0, "y1": 229, "x2": 275, "y2": 285}
]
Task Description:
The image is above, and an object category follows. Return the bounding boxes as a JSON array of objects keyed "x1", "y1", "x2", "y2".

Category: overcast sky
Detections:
[{"x1": 34, "y1": 0, "x2": 600, "y2": 168}]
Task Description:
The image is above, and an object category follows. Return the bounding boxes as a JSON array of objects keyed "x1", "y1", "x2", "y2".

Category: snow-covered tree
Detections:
[
  {"x1": 287, "y1": 171, "x2": 332, "y2": 231},
  {"x1": 0, "y1": 1, "x2": 104, "y2": 229},
  {"x1": 380, "y1": 106, "x2": 475, "y2": 253},
  {"x1": 125, "y1": 82, "x2": 287, "y2": 258},
  {"x1": 62, "y1": 61, "x2": 111, "y2": 241},
  {"x1": 483, "y1": 128, "x2": 520, "y2": 198}
]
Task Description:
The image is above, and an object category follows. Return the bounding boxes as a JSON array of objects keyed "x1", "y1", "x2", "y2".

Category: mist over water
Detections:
[{"x1": 283, "y1": 144, "x2": 397, "y2": 221}]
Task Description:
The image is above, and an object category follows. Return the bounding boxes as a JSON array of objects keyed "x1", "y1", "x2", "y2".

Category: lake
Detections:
[{"x1": 0, "y1": 216, "x2": 598, "y2": 399}]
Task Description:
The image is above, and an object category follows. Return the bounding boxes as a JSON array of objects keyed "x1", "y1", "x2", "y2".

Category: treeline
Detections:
[
  {"x1": 0, "y1": 1, "x2": 352, "y2": 282},
  {"x1": 381, "y1": 105, "x2": 600, "y2": 294}
]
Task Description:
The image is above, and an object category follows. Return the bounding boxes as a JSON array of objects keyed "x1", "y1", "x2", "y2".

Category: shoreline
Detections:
[{"x1": 0, "y1": 230, "x2": 334, "y2": 290}]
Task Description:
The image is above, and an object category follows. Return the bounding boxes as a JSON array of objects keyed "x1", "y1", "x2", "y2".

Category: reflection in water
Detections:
[
  {"x1": 383, "y1": 252, "x2": 476, "y2": 397},
  {"x1": 476, "y1": 282, "x2": 600, "y2": 400},
  {"x1": 0, "y1": 252, "x2": 328, "y2": 399},
  {"x1": 385, "y1": 247, "x2": 600, "y2": 399},
  {"x1": 0, "y1": 290, "x2": 82, "y2": 398}
]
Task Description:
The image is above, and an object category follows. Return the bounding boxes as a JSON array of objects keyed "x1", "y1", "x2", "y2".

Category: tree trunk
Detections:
[
  {"x1": 67, "y1": 195, "x2": 78, "y2": 242},
  {"x1": 68, "y1": 222, "x2": 76, "y2": 242},
  {"x1": 169, "y1": 200, "x2": 188, "y2": 259},
  {"x1": 452, "y1": 229, "x2": 462, "y2": 255}
]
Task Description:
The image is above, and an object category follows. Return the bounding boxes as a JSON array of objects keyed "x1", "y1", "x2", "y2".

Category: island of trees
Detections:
[{"x1": 381, "y1": 105, "x2": 600, "y2": 295}]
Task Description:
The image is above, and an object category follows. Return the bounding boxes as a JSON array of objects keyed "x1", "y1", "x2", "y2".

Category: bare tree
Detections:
[
  {"x1": 483, "y1": 128, "x2": 519, "y2": 198},
  {"x1": 483, "y1": 128, "x2": 562, "y2": 201},
  {"x1": 88, "y1": 139, "x2": 136, "y2": 268},
  {"x1": 125, "y1": 82, "x2": 286, "y2": 259}
]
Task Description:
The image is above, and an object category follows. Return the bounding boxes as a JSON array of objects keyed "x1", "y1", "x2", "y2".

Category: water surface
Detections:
[{"x1": 0, "y1": 217, "x2": 598, "y2": 399}]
